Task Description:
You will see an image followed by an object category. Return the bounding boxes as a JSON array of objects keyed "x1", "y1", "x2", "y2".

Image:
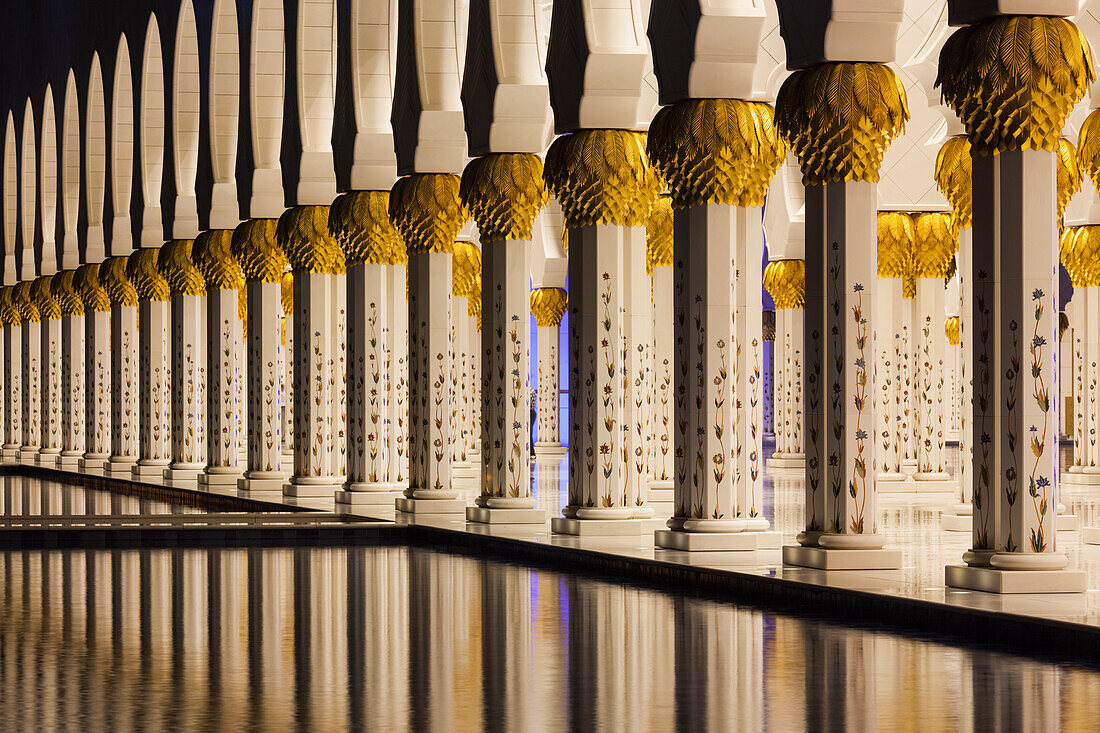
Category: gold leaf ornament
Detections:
[
  {"x1": 467, "y1": 273, "x2": 482, "y2": 329},
  {"x1": 776, "y1": 62, "x2": 909, "y2": 186},
  {"x1": 328, "y1": 191, "x2": 403, "y2": 267},
  {"x1": 937, "y1": 16, "x2": 1093, "y2": 155},
  {"x1": 945, "y1": 315, "x2": 960, "y2": 346},
  {"x1": 877, "y1": 211, "x2": 916, "y2": 298},
  {"x1": 912, "y1": 212, "x2": 958, "y2": 279},
  {"x1": 0, "y1": 287, "x2": 18, "y2": 327},
  {"x1": 1063, "y1": 225, "x2": 1100, "y2": 287},
  {"x1": 648, "y1": 98, "x2": 785, "y2": 208},
  {"x1": 460, "y1": 153, "x2": 549, "y2": 242},
  {"x1": 231, "y1": 219, "x2": 289, "y2": 283},
  {"x1": 1057, "y1": 137, "x2": 1081, "y2": 226},
  {"x1": 127, "y1": 248, "x2": 171, "y2": 302},
  {"x1": 646, "y1": 195, "x2": 673, "y2": 275},
  {"x1": 934, "y1": 135, "x2": 973, "y2": 229},
  {"x1": 157, "y1": 240, "x2": 206, "y2": 297},
  {"x1": 12, "y1": 281, "x2": 40, "y2": 323},
  {"x1": 32, "y1": 275, "x2": 61, "y2": 320},
  {"x1": 1078, "y1": 108, "x2": 1100, "y2": 190},
  {"x1": 544, "y1": 129, "x2": 660, "y2": 229},
  {"x1": 193, "y1": 229, "x2": 245, "y2": 290},
  {"x1": 763, "y1": 260, "x2": 805, "y2": 310},
  {"x1": 277, "y1": 205, "x2": 346, "y2": 275},
  {"x1": 281, "y1": 271, "x2": 294, "y2": 317},
  {"x1": 530, "y1": 287, "x2": 568, "y2": 327},
  {"x1": 51, "y1": 270, "x2": 85, "y2": 316},
  {"x1": 452, "y1": 240, "x2": 482, "y2": 297},
  {"x1": 389, "y1": 174, "x2": 467, "y2": 255},
  {"x1": 100, "y1": 255, "x2": 139, "y2": 307},
  {"x1": 74, "y1": 263, "x2": 112, "y2": 312}
]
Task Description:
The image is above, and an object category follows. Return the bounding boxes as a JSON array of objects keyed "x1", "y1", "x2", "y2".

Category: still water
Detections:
[{"x1": 1, "y1": 545, "x2": 1098, "y2": 732}]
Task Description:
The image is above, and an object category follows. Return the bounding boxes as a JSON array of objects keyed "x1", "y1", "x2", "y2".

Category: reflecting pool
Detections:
[{"x1": 0, "y1": 545, "x2": 1096, "y2": 732}]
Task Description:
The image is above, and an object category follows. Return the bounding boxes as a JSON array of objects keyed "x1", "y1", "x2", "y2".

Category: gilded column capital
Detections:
[
  {"x1": 1057, "y1": 137, "x2": 1081, "y2": 226},
  {"x1": 126, "y1": 248, "x2": 171, "y2": 302},
  {"x1": 157, "y1": 239, "x2": 206, "y2": 297},
  {"x1": 452, "y1": 241, "x2": 481, "y2": 298},
  {"x1": 937, "y1": 15, "x2": 1093, "y2": 156},
  {"x1": 648, "y1": 98, "x2": 785, "y2": 208},
  {"x1": 0, "y1": 287, "x2": 18, "y2": 327},
  {"x1": 74, "y1": 263, "x2": 112, "y2": 312},
  {"x1": 281, "y1": 271, "x2": 294, "y2": 317},
  {"x1": 945, "y1": 316, "x2": 960, "y2": 346},
  {"x1": 935, "y1": 135, "x2": 973, "y2": 229},
  {"x1": 460, "y1": 153, "x2": 549, "y2": 242},
  {"x1": 389, "y1": 174, "x2": 467, "y2": 255},
  {"x1": 530, "y1": 287, "x2": 568, "y2": 327},
  {"x1": 468, "y1": 274, "x2": 482, "y2": 332},
  {"x1": 1062, "y1": 225, "x2": 1100, "y2": 287},
  {"x1": 877, "y1": 211, "x2": 917, "y2": 298},
  {"x1": 776, "y1": 62, "x2": 909, "y2": 186},
  {"x1": 277, "y1": 205, "x2": 345, "y2": 275},
  {"x1": 12, "y1": 281, "x2": 39, "y2": 323},
  {"x1": 646, "y1": 195, "x2": 672, "y2": 276},
  {"x1": 51, "y1": 271, "x2": 84, "y2": 316},
  {"x1": 329, "y1": 191, "x2": 403, "y2": 267},
  {"x1": 913, "y1": 212, "x2": 958, "y2": 279},
  {"x1": 231, "y1": 219, "x2": 289, "y2": 283},
  {"x1": 544, "y1": 129, "x2": 660, "y2": 229},
  {"x1": 33, "y1": 276, "x2": 61, "y2": 320},
  {"x1": 100, "y1": 256, "x2": 139, "y2": 307},
  {"x1": 193, "y1": 229, "x2": 244, "y2": 290},
  {"x1": 763, "y1": 259, "x2": 805, "y2": 310},
  {"x1": 1078, "y1": 109, "x2": 1100, "y2": 190}
]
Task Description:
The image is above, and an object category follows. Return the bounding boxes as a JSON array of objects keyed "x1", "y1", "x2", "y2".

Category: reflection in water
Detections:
[{"x1": 0, "y1": 545, "x2": 1097, "y2": 732}]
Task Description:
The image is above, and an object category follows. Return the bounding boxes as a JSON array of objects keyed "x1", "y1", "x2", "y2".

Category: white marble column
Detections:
[
  {"x1": 34, "y1": 277, "x2": 62, "y2": 466},
  {"x1": 531, "y1": 288, "x2": 567, "y2": 457},
  {"x1": 281, "y1": 272, "x2": 294, "y2": 464},
  {"x1": 2, "y1": 288, "x2": 25, "y2": 463},
  {"x1": 466, "y1": 279, "x2": 482, "y2": 466},
  {"x1": 623, "y1": 225, "x2": 655, "y2": 519},
  {"x1": 100, "y1": 256, "x2": 140, "y2": 475},
  {"x1": 387, "y1": 260, "x2": 409, "y2": 490},
  {"x1": 647, "y1": 199, "x2": 674, "y2": 505},
  {"x1": 52, "y1": 272, "x2": 86, "y2": 469},
  {"x1": 193, "y1": 230, "x2": 245, "y2": 487},
  {"x1": 328, "y1": 192, "x2": 404, "y2": 504},
  {"x1": 158, "y1": 240, "x2": 207, "y2": 485},
  {"x1": 0, "y1": 299, "x2": 7, "y2": 461},
  {"x1": 389, "y1": 174, "x2": 468, "y2": 513},
  {"x1": 231, "y1": 219, "x2": 290, "y2": 492},
  {"x1": 462, "y1": 153, "x2": 548, "y2": 523},
  {"x1": 763, "y1": 260, "x2": 805, "y2": 471},
  {"x1": 450, "y1": 241, "x2": 479, "y2": 491},
  {"x1": 14, "y1": 282, "x2": 41, "y2": 463},
  {"x1": 75, "y1": 264, "x2": 112, "y2": 472},
  {"x1": 874, "y1": 279, "x2": 905, "y2": 482},
  {"x1": 734, "y1": 206, "x2": 766, "y2": 525},
  {"x1": 126, "y1": 249, "x2": 172, "y2": 480},
  {"x1": 278, "y1": 205, "x2": 346, "y2": 496}
]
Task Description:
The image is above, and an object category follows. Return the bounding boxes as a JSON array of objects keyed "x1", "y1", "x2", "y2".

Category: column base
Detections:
[
  {"x1": 57, "y1": 453, "x2": 82, "y2": 469},
  {"x1": 877, "y1": 472, "x2": 908, "y2": 482},
  {"x1": 131, "y1": 462, "x2": 170, "y2": 480},
  {"x1": 334, "y1": 488, "x2": 402, "y2": 505},
  {"x1": 1, "y1": 446, "x2": 19, "y2": 462},
  {"x1": 451, "y1": 462, "x2": 480, "y2": 490},
  {"x1": 466, "y1": 506, "x2": 547, "y2": 524},
  {"x1": 1057, "y1": 513, "x2": 1080, "y2": 531},
  {"x1": 878, "y1": 476, "x2": 958, "y2": 493},
  {"x1": 534, "y1": 442, "x2": 566, "y2": 457},
  {"x1": 104, "y1": 457, "x2": 139, "y2": 475},
  {"x1": 782, "y1": 545, "x2": 903, "y2": 570},
  {"x1": 646, "y1": 480, "x2": 674, "y2": 516},
  {"x1": 901, "y1": 461, "x2": 917, "y2": 476},
  {"x1": 162, "y1": 466, "x2": 202, "y2": 485},
  {"x1": 238, "y1": 477, "x2": 290, "y2": 493},
  {"x1": 941, "y1": 512, "x2": 973, "y2": 532},
  {"x1": 1062, "y1": 469, "x2": 1100, "y2": 485},
  {"x1": 80, "y1": 455, "x2": 110, "y2": 472},
  {"x1": 1083, "y1": 526, "x2": 1100, "y2": 545},
  {"x1": 35, "y1": 451, "x2": 60, "y2": 468},
  {"x1": 551, "y1": 516, "x2": 651, "y2": 536},
  {"x1": 945, "y1": 564, "x2": 1086, "y2": 593},
  {"x1": 395, "y1": 496, "x2": 468, "y2": 514},
  {"x1": 198, "y1": 470, "x2": 244, "y2": 487},
  {"x1": 655, "y1": 529, "x2": 782, "y2": 552},
  {"x1": 766, "y1": 454, "x2": 805, "y2": 471},
  {"x1": 19, "y1": 448, "x2": 40, "y2": 465},
  {"x1": 283, "y1": 478, "x2": 342, "y2": 497}
]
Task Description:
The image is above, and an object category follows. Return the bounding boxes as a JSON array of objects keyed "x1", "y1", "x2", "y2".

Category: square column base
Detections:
[
  {"x1": 1062, "y1": 470, "x2": 1100, "y2": 485},
  {"x1": 104, "y1": 459, "x2": 138, "y2": 476},
  {"x1": 283, "y1": 482, "x2": 341, "y2": 498},
  {"x1": 766, "y1": 455, "x2": 805, "y2": 471},
  {"x1": 534, "y1": 443, "x2": 566, "y2": 457},
  {"x1": 198, "y1": 472, "x2": 244, "y2": 487},
  {"x1": 1057, "y1": 514, "x2": 1079, "y2": 532},
  {"x1": 1083, "y1": 526, "x2": 1100, "y2": 545},
  {"x1": 550, "y1": 517, "x2": 652, "y2": 536},
  {"x1": 941, "y1": 513, "x2": 973, "y2": 532},
  {"x1": 395, "y1": 497, "x2": 468, "y2": 514},
  {"x1": 80, "y1": 457, "x2": 108, "y2": 472},
  {"x1": 57, "y1": 454, "x2": 82, "y2": 470},
  {"x1": 132, "y1": 463, "x2": 170, "y2": 480},
  {"x1": 655, "y1": 530, "x2": 782, "y2": 552},
  {"x1": 782, "y1": 545, "x2": 902, "y2": 570},
  {"x1": 878, "y1": 477, "x2": 957, "y2": 494},
  {"x1": 945, "y1": 564, "x2": 1087, "y2": 593},
  {"x1": 238, "y1": 477, "x2": 289, "y2": 493},
  {"x1": 35, "y1": 453, "x2": 60, "y2": 468},
  {"x1": 162, "y1": 467, "x2": 201, "y2": 486},
  {"x1": 334, "y1": 490, "x2": 401, "y2": 505},
  {"x1": 1, "y1": 448, "x2": 19, "y2": 462},
  {"x1": 465, "y1": 506, "x2": 547, "y2": 524}
]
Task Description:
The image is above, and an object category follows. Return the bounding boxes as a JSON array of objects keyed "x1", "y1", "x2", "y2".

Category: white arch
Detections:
[
  {"x1": 141, "y1": 14, "x2": 166, "y2": 244},
  {"x1": 61, "y1": 70, "x2": 80, "y2": 268},
  {"x1": 40, "y1": 85, "x2": 58, "y2": 274},
  {"x1": 86, "y1": 52, "x2": 108, "y2": 260},
  {"x1": 250, "y1": 0, "x2": 284, "y2": 217},
  {"x1": 209, "y1": 0, "x2": 240, "y2": 228},
  {"x1": 21, "y1": 99, "x2": 37, "y2": 275},
  {"x1": 4, "y1": 113, "x2": 17, "y2": 279},
  {"x1": 349, "y1": 0, "x2": 397, "y2": 189},
  {"x1": 173, "y1": 0, "x2": 201, "y2": 236},
  {"x1": 112, "y1": 33, "x2": 135, "y2": 251},
  {"x1": 294, "y1": 0, "x2": 337, "y2": 203}
]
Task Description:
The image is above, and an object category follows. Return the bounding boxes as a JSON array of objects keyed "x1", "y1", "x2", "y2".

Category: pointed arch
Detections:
[
  {"x1": 21, "y1": 99, "x2": 38, "y2": 274},
  {"x1": 4, "y1": 112, "x2": 17, "y2": 263},
  {"x1": 249, "y1": 0, "x2": 285, "y2": 216},
  {"x1": 112, "y1": 33, "x2": 135, "y2": 250},
  {"x1": 348, "y1": 0, "x2": 397, "y2": 188},
  {"x1": 40, "y1": 85, "x2": 58, "y2": 273},
  {"x1": 174, "y1": 0, "x2": 200, "y2": 199},
  {"x1": 61, "y1": 71, "x2": 80, "y2": 268},
  {"x1": 297, "y1": 0, "x2": 336, "y2": 156},
  {"x1": 86, "y1": 52, "x2": 107, "y2": 239},
  {"x1": 141, "y1": 14, "x2": 166, "y2": 243},
  {"x1": 210, "y1": 0, "x2": 240, "y2": 186}
]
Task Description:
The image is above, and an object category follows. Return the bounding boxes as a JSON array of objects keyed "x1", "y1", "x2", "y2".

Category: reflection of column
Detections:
[
  {"x1": 531, "y1": 288, "x2": 566, "y2": 456},
  {"x1": 777, "y1": 62, "x2": 906, "y2": 568},
  {"x1": 158, "y1": 240, "x2": 207, "y2": 484},
  {"x1": 53, "y1": 272, "x2": 86, "y2": 468},
  {"x1": 408, "y1": 549, "x2": 455, "y2": 731},
  {"x1": 128, "y1": 249, "x2": 173, "y2": 479},
  {"x1": 14, "y1": 281, "x2": 41, "y2": 463},
  {"x1": 233, "y1": 219, "x2": 290, "y2": 492},
  {"x1": 34, "y1": 277, "x2": 62, "y2": 466},
  {"x1": 912, "y1": 213, "x2": 956, "y2": 487},
  {"x1": 99, "y1": 257, "x2": 140, "y2": 474},
  {"x1": 76, "y1": 264, "x2": 112, "y2": 471},
  {"x1": 329, "y1": 192, "x2": 404, "y2": 503},
  {"x1": 389, "y1": 174, "x2": 469, "y2": 513},
  {"x1": 647, "y1": 199, "x2": 674, "y2": 501},
  {"x1": 463, "y1": 153, "x2": 547, "y2": 522},
  {"x1": 764, "y1": 261, "x2": 805, "y2": 471},
  {"x1": 193, "y1": 230, "x2": 245, "y2": 487},
  {"x1": 281, "y1": 273, "x2": 294, "y2": 463},
  {"x1": 480, "y1": 561, "x2": 533, "y2": 730},
  {"x1": 279, "y1": 206, "x2": 346, "y2": 496},
  {"x1": 942, "y1": 11, "x2": 1088, "y2": 591},
  {"x1": 544, "y1": 130, "x2": 659, "y2": 531},
  {"x1": 647, "y1": 100, "x2": 780, "y2": 550}
]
